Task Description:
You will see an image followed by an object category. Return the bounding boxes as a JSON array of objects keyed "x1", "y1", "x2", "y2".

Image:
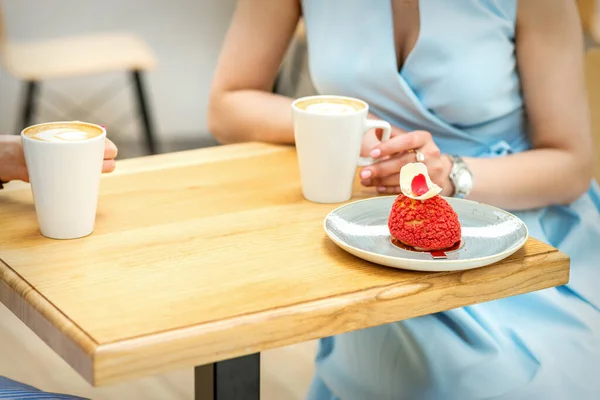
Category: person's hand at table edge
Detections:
[{"x1": 0, "y1": 134, "x2": 118, "y2": 185}]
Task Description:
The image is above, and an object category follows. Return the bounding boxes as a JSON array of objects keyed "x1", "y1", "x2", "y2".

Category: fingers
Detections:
[
  {"x1": 361, "y1": 130, "x2": 382, "y2": 156},
  {"x1": 21, "y1": 168, "x2": 30, "y2": 183},
  {"x1": 360, "y1": 173, "x2": 403, "y2": 194},
  {"x1": 360, "y1": 136, "x2": 445, "y2": 194},
  {"x1": 102, "y1": 159, "x2": 116, "y2": 174},
  {"x1": 14, "y1": 167, "x2": 29, "y2": 183},
  {"x1": 376, "y1": 185, "x2": 401, "y2": 194},
  {"x1": 102, "y1": 139, "x2": 117, "y2": 174},
  {"x1": 104, "y1": 138, "x2": 118, "y2": 160},
  {"x1": 369, "y1": 130, "x2": 431, "y2": 159},
  {"x1": 361, "y1": 139, "x2": 440, "y2": 181},
  {"x1": 374, "y1": 125, "x2": 406, "y2": 141},
  {"x1": 359, "y1": 153, "x2": 414, "y2": 181},
  {"x1": 366, "y1": 173, "x2": 402, "y2": 189},
  {"x1": 3, "y1": 166, "x2": 29, "y2": 183}
]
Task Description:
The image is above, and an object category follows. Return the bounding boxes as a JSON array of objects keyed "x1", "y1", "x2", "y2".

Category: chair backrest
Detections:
[
  {"x1": 577, "y1": 0, "x2": 594, "y2": 35},
  {"x1": 584, "y1": 48, "x2": 600, "y2": 182},
  {"x1": 577, "y1": 0, "x2": 600, "y2": 43}
]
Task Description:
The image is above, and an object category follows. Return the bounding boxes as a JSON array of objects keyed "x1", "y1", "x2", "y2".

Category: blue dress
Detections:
[
  {"x1": 0, "y1": 376, "x2": 87, "y2": 399},
  {"x1": 302, "y1": 1, "x2": 600, "y2": 399}
]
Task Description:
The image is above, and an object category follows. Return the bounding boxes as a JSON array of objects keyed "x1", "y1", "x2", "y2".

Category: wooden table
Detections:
[{"x1": 0, "y1": 143, "x2": 570, "y2": 400}]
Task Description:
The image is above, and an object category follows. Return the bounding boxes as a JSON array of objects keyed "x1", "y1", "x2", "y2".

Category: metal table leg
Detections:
[{"x1": 195, "y1": 353, "x2": 260, "y2": 400}]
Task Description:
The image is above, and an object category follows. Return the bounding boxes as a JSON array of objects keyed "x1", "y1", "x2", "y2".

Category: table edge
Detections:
[
  {"x1": 92, "y1": 243, "x2": 569, "y2": 386},
  {"x1": 0, "y1": 142, "x2": 290, "y2": 192},
  {"x1": 0, "y1": 259, "x2": 96, "y2": 383}
]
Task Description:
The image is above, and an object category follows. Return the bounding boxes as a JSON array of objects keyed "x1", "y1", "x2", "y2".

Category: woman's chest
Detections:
[
  {"x1": 391, "y1": 0, "x2": 420, "y2": 73},
  {"x1": 303, "y1": 0, "x2": 521, "y2": 128}
]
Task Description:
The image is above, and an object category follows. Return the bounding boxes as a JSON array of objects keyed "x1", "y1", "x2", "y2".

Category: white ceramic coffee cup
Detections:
[
  {"x1": 21, "y1": 121, "x2": 106, "y2": 239},
  {"x1": 292, "y1": 95, "x2": 392, "y2": 203}
]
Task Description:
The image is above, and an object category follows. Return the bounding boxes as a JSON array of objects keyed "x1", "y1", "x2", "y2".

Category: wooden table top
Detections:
[{"x1": 0, "y1": 143, "x2": 570, "y2": 387}]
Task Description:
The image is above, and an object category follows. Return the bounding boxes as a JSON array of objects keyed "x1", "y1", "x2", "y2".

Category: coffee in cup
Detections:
[
  {"x1": 23, "y1": 121, "x2": 104, "y2": 142},
  {"x1": 292, "y1": 95, "x2": 392, "y2": 204},
  {"x1": 294, "y1": 97, "x2": 365, "y2": 114},
  {"x1": 21, "y1": 121, "x2": 107, "y2": 239}
]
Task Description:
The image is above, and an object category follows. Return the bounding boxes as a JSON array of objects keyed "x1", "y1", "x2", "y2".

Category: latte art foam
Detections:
[
  {"x1": 33, "y1": 128, "x2": 93, "y2": 142},
  {"x1": 305, "y1": 102, "x2": 357, "y2": 115},
  {"x1": 294, "y1": 96, "x2": 365, "y2": 115},
  {"x1": 23, "y1": 121, "x2": 104, "y2": 142}
]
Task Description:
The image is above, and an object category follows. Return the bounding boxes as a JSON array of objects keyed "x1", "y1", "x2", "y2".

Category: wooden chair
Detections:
[
  {"x1": 0, "y1": 5, "x2": 158, "y2": 154},
  {"x1": 577, "y1": 0, "x2": 600, "y2": 43},
  {"x1": 577, "y1": 0, "x2": 600, "y2": 180},
  {"x1": 585, "y1": 49, "x2": 600, "y2": 182}
]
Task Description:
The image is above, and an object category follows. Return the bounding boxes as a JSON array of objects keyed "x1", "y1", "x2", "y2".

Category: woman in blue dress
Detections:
[{"x1": 209, "y1": 0, "x2": 600, "y2": 398}]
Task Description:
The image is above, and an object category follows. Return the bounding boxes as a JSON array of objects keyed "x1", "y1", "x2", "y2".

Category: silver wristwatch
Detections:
[{"x1": 448, "y1": 155, "x2": 473, "y2": 198}]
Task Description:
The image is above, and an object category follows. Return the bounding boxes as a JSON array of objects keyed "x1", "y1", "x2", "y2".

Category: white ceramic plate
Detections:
[{"x1": 324, "y1": 196, "x2": 528, "y2": 272}]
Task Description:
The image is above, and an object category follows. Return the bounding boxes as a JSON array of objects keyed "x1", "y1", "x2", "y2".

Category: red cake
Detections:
[{"x1": 388, "y1": 163, "x2": 461, "y2": 251}]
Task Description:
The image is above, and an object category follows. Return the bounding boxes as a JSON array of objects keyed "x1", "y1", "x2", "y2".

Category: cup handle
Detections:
[{"x1": 358, "y1": 120, "x2": 392, "y2": 166}]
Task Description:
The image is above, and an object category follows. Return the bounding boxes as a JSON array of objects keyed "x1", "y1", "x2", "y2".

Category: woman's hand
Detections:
[
  {"x1": 360, "y1": 120, "x2": 406, "y2": 157},
  {"x1": 0, "y1": 135, "x2": 119, "y2": 183},
  {"x1": 359, "y1": 130, "x2": 454, "y2": 195},
  {"x1": 101, "y1": 139, "x2": 118, "y2": 176}
]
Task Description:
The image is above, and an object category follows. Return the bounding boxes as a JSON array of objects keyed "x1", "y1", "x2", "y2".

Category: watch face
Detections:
[
  {"x1": 457, "y1": 169, "x2": 473, "y2": 190},
  {"x1": 450, "y1": 158, "x2": 473, "y2": 197}
]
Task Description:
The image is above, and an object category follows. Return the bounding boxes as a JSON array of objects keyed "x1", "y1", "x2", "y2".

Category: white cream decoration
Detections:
[{"x1": 399, "y1": 162, "x2": 442, "y2": 200}]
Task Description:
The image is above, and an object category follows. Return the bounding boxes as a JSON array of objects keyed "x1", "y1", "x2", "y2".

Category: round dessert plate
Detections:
[{"x1": 324, "y1": 196, "x2": 528, "y2": 272}]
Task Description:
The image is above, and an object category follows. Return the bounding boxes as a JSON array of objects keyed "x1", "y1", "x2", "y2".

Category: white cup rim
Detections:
[
  {"x1": 21, "y1": 121, "x2": 107, "y2": 144},
  {"x1": 292, "y1": 95, "x2": 368, "y2": 116}
]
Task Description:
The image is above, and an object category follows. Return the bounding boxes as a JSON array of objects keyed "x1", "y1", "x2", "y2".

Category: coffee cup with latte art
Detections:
[
  {"x1": 21, "y1": 121, "x2": 106, "y2": 239},
  {"x1": 292, "y1": 95, "x2": 392, "y2": 203}
]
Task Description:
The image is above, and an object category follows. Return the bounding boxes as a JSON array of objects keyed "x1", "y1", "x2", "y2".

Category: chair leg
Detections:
[
  {"x1": 130, "y1": 70, "x2": 157, "y2": 155},
  {"x1": 19, "y1": 81, "x2": 39, "y2": 132},
  {"x1": 272, "y1": 72, "x2": 282, "y2": 94}
]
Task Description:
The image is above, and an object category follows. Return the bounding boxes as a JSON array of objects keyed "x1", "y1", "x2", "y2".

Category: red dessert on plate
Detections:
[{"x1": 388, "y1": 162, "x2": 461, "y2": 251}]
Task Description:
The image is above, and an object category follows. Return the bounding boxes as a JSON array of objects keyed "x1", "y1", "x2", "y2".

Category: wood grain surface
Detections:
[{"x1": 0, "y1": 143, "x2": 570, "y2": 386}]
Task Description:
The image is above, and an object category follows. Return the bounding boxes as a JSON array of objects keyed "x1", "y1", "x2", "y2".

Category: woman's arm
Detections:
[
  {"x1": 365, "y1": 0, "x2": 594, "y2": 210},
  {"x1": 463, "y1": 0, "x2": 594, "y2": 209},
  {"x1": 210, "y1": 0, "x2": 402, "y2": 149},
  {"x1": 208, "y1": 0, "x2": 301, "y2": 144}
]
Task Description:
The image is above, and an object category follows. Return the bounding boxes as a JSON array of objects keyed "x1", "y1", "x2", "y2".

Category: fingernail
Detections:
[
  {"x1": 370, "y1": 149, "x2": 381, "y2": 158},
  {"x1": 360, "y1": 169, "x2": 372, "y2": 179},
  {"x1": 377, "y1": 186, "x2": 386, "y2": 192}
]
